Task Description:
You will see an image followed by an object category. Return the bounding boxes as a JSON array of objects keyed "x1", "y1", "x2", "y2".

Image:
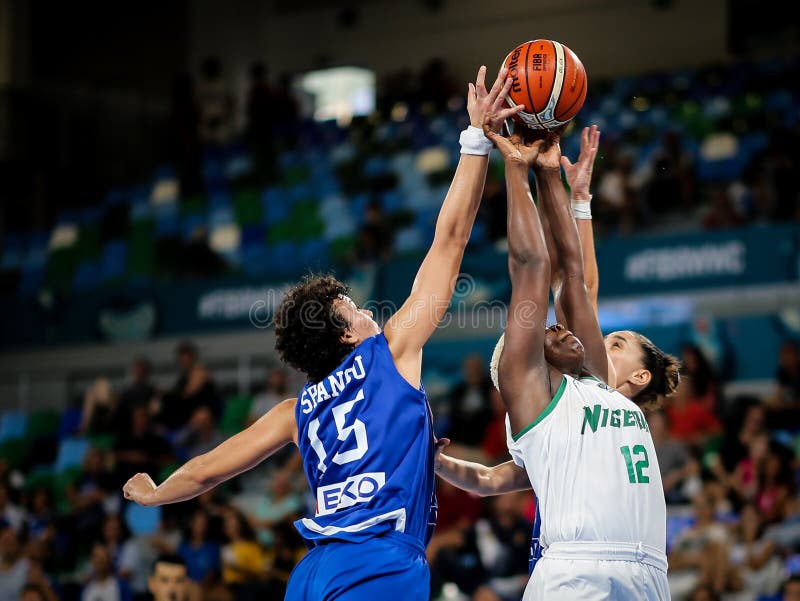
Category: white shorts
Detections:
[{"x1": 524, "y1": 541, "x2": 671, "y2": 601}]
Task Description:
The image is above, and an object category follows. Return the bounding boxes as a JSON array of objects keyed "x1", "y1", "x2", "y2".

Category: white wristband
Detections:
[
  {"x1": 571, "y1": 196, "x2": 592, "y2": 220},
  {"x1": 459, "y1": 126, "x2": 494, "y2": 156}
]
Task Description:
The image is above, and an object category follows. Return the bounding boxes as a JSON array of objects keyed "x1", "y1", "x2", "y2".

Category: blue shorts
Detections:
[{"x1": 285, "y1": 531, "x2": 430, "y2": 600}]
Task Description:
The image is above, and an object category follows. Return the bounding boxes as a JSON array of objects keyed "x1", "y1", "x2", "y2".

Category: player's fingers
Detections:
[
  {"x1": 475, "y1": 65, "x2": 488, "y2": 96},
  {"x1": 468, "y1": 82, "x2": 476, "y2": 103},
  {"x1": 490, "y1": 77, "x2": 514, "y2": 112},
  {"x1": 485, "y1": 67, "x2": 508, "y2": 104},
  {"x1": 496, "y1": 104, "x2": 524, "y2": 121},
  {"x1": 581, "y1": 126, "x2": 590, "y2": 149}
]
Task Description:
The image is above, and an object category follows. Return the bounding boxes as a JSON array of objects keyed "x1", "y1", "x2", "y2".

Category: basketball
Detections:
[{"x1": 502, "y1": 39, "x2": 588, "y2": 130}]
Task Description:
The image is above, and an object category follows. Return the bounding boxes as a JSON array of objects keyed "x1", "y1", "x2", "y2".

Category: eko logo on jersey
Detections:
[{"x1": 316, "y1": 472, "x2": 386, "y2": 516}]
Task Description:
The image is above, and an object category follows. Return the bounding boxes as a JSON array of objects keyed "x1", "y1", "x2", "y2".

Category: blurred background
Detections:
[{"x1": 0, "y1": 0, "x2": 798, "y2": 600}]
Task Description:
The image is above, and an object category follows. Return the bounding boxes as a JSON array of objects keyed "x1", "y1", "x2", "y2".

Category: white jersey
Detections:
[{"x1": 506, "y1": 374, "x2": 667, "y2": 554}]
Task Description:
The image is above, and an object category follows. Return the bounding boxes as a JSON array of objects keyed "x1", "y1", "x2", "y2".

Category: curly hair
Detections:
[
  {"x1": 274, "y1": 274, "x2": 355, "y2": 383},
  {"x1": 633, "y1": 332, "x2": 681, "y2": 409}
]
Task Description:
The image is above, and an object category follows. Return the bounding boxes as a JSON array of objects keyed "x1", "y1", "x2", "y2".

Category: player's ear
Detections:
[
  {"x1": 629, "y1": 368, "x2": 652, "y2": 388},
  {"x1": 340, "y1": 329, "x2": 359, "y2": 345}
]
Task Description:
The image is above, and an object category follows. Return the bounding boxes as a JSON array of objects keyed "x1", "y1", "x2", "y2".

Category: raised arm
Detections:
[
  {"x1": 385, "y1": 66, "x2": 522, "y2": 387},
  {"x1": 562, "y1": 125, "x2": 601, "y2": 314},
  {"x1": 123, "y1": 398, "x2": 297, "y2": 506},
  {"x1": 485, "y1": 125, "x2": 552, "y2": 436},
  {"x1": 435, "y1": 452, "x2": 531, "y2": 496},
  {"x1": 534, "y1": 130, "x2": 609, "y2": 383}
]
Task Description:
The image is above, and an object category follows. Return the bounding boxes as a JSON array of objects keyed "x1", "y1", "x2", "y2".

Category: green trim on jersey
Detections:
[{"x1": 512, "y1": 375, "x2": 567, "y2": 442}]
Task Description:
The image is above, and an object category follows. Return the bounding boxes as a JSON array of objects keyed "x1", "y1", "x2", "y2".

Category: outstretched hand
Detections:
[
  {"x1": 482, "y1": 116, "x2": 544, "y2": 167},
  {"x1": 467, "y1": 66, "x2": 524, "y2": 132},
  {"x1": 561, "y1": 125, "x2": 600, "y2": 199}
]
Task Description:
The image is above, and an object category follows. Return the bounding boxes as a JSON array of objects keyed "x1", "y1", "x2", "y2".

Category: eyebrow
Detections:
[{"x1": 610, "y1": 335, "x2": 627, "y2": 344}]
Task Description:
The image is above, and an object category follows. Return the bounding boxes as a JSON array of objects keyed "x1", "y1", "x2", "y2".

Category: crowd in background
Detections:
[{"x1": 2, "y1": 336, "x2": 800, "y2": 600}]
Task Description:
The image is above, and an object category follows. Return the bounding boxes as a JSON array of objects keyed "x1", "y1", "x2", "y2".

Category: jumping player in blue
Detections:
[{"x1": 122, "y1": 65, "x2": 522, "y2": 600}]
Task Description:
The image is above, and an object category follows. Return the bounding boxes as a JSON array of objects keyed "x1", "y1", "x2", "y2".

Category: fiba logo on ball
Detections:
[{"x1": 503, "y1": 39, "x2": 588, "y2": 130}]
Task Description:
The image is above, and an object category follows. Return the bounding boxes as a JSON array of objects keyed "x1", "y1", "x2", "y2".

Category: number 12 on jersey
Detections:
[{"x1": 620, "y1": 444, "x2": 650, "y2": 484}]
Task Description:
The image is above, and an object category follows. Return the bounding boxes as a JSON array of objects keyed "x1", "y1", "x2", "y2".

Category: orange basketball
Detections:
[{"x1": 502, "y1": 39, "x2": 588, "y2": 130}]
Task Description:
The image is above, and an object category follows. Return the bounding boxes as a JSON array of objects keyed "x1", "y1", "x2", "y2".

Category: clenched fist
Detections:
[{"x1": 123, "y1": 472, "x2": 157, "y2": 506}]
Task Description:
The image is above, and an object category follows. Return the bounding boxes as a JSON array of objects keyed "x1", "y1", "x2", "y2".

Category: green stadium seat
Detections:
[
  {"x1": 233, "y1": 188, "x2": 263, "y2": 225},
  {"x1": 27, "y1": 408, "x2": 61, "y2": 439},
  {"x1": 0, "y1": 439, "x2": 27, "y2": 469},
  {"x1": 220, "y1": 394, "x2": 253, "y2": 435},
  {"x1": 24, "y1": 466, "x2": 55, "y2": 492}
]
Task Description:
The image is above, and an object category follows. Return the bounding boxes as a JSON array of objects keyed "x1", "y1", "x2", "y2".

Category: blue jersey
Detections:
[{"x1": 294, "y1": 332, "x2": 436, "y2": 547}]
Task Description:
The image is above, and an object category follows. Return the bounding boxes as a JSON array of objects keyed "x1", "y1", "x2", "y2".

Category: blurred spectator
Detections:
[
  {"x1": 113, "y1": 406, "x2": 173, "y2": 487},
  {"x1": 168, "y1": 73, "x2": 202, "y2": 197},
  {"x1": 197, "y1": 56, "x2": 235, "y2": 147},
  {"x1": 21, "y1": 584, "x2": 51, "y2": 601},
  {"x1": 24, "y1": 488, "x2": 56, "y2": 548},
  {"x1": 66, "y1": 448, "x2": 117, "y2": 542},
  {"x1": 80, "y1": 543, "x2": 132, "y2": 601},
  {"x1": 176, "y1": 228, "x2": 229, "y2": 281},
  {"x1": 686, "y1": 584, "x2": 720, "y2": 601},
  {"x1": 177, "y1": 510, "x2": 221, "y2": 587},
  {"x1": 272, "y1": 72, "x2": 300, "y2": 128},
  {"x1": 245, "y1": 62, "x2": 275, "y2": 145},
  {"x1": 666, "y1": 345, "x2": 722, "y2": 445},
  {"x1": 668, "y1": 491, "x2": 738, "y2": 596},
  {"x1": 220, "y1": 510, "x2": 268, "y2": 597},
  {"x1": 638, "y1": 130, "x2": 696, "y2": 214},
  {"x1": 772, "y1": 340, "x2": 800, "y2": 408},
  {"x1": 418, "y1": 58, "x2": 458, "y2": 111},
  {"x1": 755, "y1": 440, "x2": 794, "y2": 524},
  {"x1": 716, "y1": 399, "x2": 767, "y2": 476},
  {"x1": 247, "y1": 369, "x2": 289, "y2": 426},
  {"x1": 702, "y1": 186, "x2": 745, "y2": 230},
  {"x1": 352, "y1": 200, "x2": 393, "y2": 265},
  {"x1": 480, "y1": 388, "x2": 512, "y2": 463},
  {"x1": 783, "y1": 574, "x2": 800, "y2": 601},
  {"x1": 175, "y1": 406, "x2": 224, "y2": 461},
  {"x1": 236, "y1": 471, "x2": 301, "y2": 548},
  {"x1": 117, "y1": 357, "x2": 157, "y2": 425},
  {"x1": 649, "y1": 410, "x2": 700, "y2": 503},
  {"x1": 596, "y1": 147, "x2": 638, "y2": 234},
  {"x1": 0, "y1": 523, "x2": 57, "y2": 601},
  {"x1": 0, "y1": 483, "x2": 25, "y2": 533},
  {"x1": 148, "y1": 554, "x2": 197, "y2": 601},
  {"x1": 728, "y1": 504, "x2": 784, "y2": 597},
  {"x1": 156, "y1": 341, "x2": 222, "y2": 431},
  {"x1": 728, "y1": 432, "x2": 770, "y2": 507},
  {"x1": 0, "y1": 523, "x2": 29, "y2": 601},
  {"x1": 79, "y1": 377, "x2": 120, "y2": 436},
  {"x1": 446, "y1": 355, "x2": 494, "y2": 449},
  {"x1": 430, "y1": 492, "x2": 530, "y2": 601}
]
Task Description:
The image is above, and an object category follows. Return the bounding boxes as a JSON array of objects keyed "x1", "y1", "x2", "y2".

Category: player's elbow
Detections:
[
  {"x1": 433, "y1": 225, "x2": 470, "y2": 251},
  {"x1": 191, "y1": 456, "x2": 220, "y2": 488}
]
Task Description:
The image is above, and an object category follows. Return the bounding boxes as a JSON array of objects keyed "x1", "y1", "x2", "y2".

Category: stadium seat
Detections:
[
  {"x1": 0, "y1": 410, "x2": 28, "y2": 443},
  {"x1": 54, "y1": 437, "x2": 90, "y2": 473},
  {"x1": 124, "y1": 501, "x2": 162, "y2": 536},
  {"x1": 27, "y1": 408, "x2": 61, "y2": 439},
  {"x1": 100, "y1": 240, "x2": 128, "y2": 282}
]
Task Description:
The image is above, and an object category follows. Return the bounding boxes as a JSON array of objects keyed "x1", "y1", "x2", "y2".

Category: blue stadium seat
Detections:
[
  {"x1": 72, "y1": 261, "x2": 101, "y2": 291},
  {"x1": 54, "y1": 437, "x2": 90, "y2": 473},
  {"x1": 101, "y1": 240, "x2": 128, "y2": 282},
  {"x1": 0, "y1": 410, "x2": 27, "y2": 442},
  {"x1": 153, "y1": 204, "x2": 181, "y2": 237},
  {"x1": 124, "y1": 501, "x2": 162, "y2": 536}
]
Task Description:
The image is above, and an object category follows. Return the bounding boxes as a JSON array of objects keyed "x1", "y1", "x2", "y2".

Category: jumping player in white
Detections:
[{"x1": 444, "y1": 117, "x2": 678, "y2": 600}]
